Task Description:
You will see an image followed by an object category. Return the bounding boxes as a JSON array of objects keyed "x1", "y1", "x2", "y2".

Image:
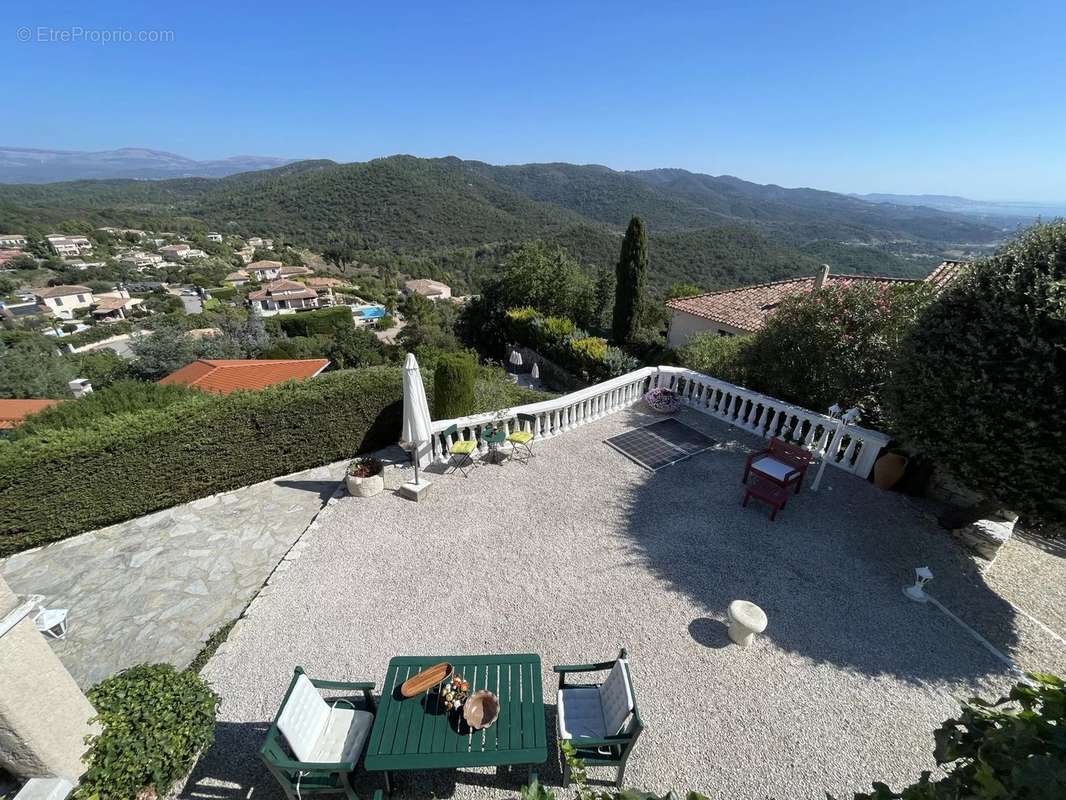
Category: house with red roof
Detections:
[
  {"x1": 159, "y1": 359, "x2": 330, "y2": 395},
  {"x1": 0, "y1": 399, "x2": 59, "y2": 430},
  {"x1": 665, "y1": 261, "x2": 967, "y2": 348}
]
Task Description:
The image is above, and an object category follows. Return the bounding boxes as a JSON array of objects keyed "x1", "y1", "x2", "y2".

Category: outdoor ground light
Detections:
[{"x1": 903, "y1": 566, "x2": 934, "y2": 602}]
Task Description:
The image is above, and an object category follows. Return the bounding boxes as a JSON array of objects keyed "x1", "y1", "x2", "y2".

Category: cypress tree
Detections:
[
  {"x1": 433, "y1": 352, "x2": 476, "y2": 418},
  {"x1": 612, "y1": 216, "x2": 648, "y2": 344}
]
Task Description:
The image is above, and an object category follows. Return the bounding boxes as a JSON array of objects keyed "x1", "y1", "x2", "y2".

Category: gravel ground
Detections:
[{"x1": 182, "y1": 407, "x2": 1064, "y2": 800}]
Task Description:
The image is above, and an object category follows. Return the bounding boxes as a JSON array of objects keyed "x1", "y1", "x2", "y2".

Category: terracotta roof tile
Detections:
[
  {"x1": 666, "y1": 274, "x2": 913, "y2": 333},
  {"x1": 666, "y1": 262, "x2": 969, "y2": 334},
  {"x1": 0, "y1": 399, "x2": 59, "y2": 429},
  {"x1": 32, "y1": 285, "x2": 91, "y2": 299},
  {"x1": 924, "y1": 260, "x2": 970, "y2": 291},
  {"x1": 247, "y1": 279, "x2": 318, "y2": 301},
  {"x1": 159, "y1": 359, "x2": 329, "y2": 394}
]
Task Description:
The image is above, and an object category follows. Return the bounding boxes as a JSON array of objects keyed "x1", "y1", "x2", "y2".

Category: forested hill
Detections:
[{"x1": 0, "y1": 155, "x2": 1008, "y2": 291}]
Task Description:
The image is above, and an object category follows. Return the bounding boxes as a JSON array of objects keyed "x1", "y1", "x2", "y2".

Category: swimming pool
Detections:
[{"x1": 354, "y1": 305, "x2": 385, "y2": 319}]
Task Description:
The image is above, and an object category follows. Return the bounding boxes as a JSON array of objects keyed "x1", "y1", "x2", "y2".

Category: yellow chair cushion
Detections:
[
  {"x1": 507, "y1": 431, "x2": 534, "y2": 444},
  {"x1": 450, "y1": 440, "x2": 477, "y2": 455}
]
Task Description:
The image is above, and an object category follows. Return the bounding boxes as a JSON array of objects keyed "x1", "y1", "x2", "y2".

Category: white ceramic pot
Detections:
[{"x1": 346, "y1": 472, "x2": 384, "y2": 498}]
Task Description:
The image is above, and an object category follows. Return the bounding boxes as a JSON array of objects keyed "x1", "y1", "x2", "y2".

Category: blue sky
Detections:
[{"x1": 6, "y1": 1, "x2": 1065, "y2": 200}]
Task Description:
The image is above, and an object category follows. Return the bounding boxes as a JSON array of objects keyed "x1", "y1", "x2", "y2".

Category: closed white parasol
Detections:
[{"x1": 402, "y1": 353, "x2": 433, "y2": 486}]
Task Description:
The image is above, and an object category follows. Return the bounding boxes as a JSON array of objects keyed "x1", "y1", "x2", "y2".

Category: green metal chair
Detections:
[
  {"x1": 506, "y1": 413, "x2": 537, "y2": 462},
  {"x1": 260, "y1": 666, "x2": 385, "y2": 800},
  {"x1": 441, "y1": 424, "x2": 478, "y2": 477},
  {"x1": 554, "y1": 648, "x2": 644, "y2": 789}
]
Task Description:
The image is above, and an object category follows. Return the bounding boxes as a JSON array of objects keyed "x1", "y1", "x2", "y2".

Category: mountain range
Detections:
[
  {"x1": 0, "y1": 147, "x2": 293, "y2": 183},
  {"x1": 0, "y1": 153, "x2": 1023, "y2": 292}
]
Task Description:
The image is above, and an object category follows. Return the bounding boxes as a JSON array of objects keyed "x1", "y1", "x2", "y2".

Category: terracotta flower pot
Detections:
[
  {"x1": 873, "y1": 452, "x2": 908, "y2": 490},
  {"x1": 346, "y1": 472, "x2": 384, "y2": 498}
]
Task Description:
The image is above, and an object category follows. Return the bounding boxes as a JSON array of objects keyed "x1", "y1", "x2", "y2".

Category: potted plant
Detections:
[
  {"x1": 643, "y1": 386, "x2": 681, "y2": 414},
  {"x1": 346, "y1": 457, "x2": 384, "y2": 498}
]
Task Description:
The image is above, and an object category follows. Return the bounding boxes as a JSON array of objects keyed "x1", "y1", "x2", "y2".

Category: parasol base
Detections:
[{"x1": 399, "y1": 479, "x2": 433, "y2": 502}]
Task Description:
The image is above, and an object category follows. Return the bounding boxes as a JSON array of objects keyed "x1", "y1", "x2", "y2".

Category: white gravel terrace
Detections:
[{"x1": 181, "y1": 406, "x2": 1063, "y2": 800}]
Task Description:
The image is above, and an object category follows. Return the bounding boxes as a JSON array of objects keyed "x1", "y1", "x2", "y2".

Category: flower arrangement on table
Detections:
[
  {"x1": 439, "y1": 674, "x2": 470, "y2": 709},
  {"x1": 643, "y1": 386, "x2": 681, "y2": 414}
]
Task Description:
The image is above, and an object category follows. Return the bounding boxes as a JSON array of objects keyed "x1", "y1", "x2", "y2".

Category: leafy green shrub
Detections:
[
  {"x1": 434, "y1": 352, "x2": 476, "y2": 418},
  {"x1": 13, "y1": 380, "x2": 204, "y2": 439},
  {"x1": 521, "y1": 741, "x2": 709, "y2": 800},
  {"x1": 504, "y1": 307, "x2": 539, "y2": 342},
  {"x1": 741, "y1": 283, "x2": 932, "y2": 430},
  {"x1": 541, "y1": 316, "x2": 576, "y2": 345},
  {"x1": 677, "y1": 331, "x2": 751, "y2": 386},
  {"x1": 77, "y1": 664, "x2": 218, "y2": 800},
  {"x1": 277, "y1": 306, "x2": 353, "y2": 338},
  {"x1": 62, "y1": 321, "x2": 133, "y2": 349},
  {"x1": 887, "y1": 222, "x2": 1066, "y2": 520},
  {"x1": 207, "y1": 286, "x2": 237, "y2": 301},
  {"x1": 568, "y1": 336, "x2": 608, "y2": 368},
  {"x1": 67, "y1": 349, "x2": 134, "y2": 390},
  {"x1": 0, "y1": 367, "x2": 407, "y2": 554},
  {"x1": 852, "y1": 672, "x2": 1065, "y2": 800}
]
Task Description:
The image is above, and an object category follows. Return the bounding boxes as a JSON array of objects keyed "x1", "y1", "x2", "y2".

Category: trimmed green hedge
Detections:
[
  {"x1": 433, "y1": 352, "x2": 476, "y2": 418},
  {"x1": 0, "y1": 365, "x2": 551, "y2": 555},
  {"x1": 0, "y1": 367, "x2": 406, "y2": 555},
  {"x1": 277, "y1": 306, "x2": 353, "y2": 337}
]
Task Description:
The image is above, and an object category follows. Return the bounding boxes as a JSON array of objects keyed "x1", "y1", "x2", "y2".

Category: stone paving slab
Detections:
[{"x1": 1, "y1": 461, "x2": 349, "y2": 689}]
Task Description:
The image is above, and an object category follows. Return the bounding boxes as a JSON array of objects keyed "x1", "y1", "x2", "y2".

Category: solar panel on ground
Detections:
[{"x1": 605, "y1": 418, "x2": 717, "y2": 471}]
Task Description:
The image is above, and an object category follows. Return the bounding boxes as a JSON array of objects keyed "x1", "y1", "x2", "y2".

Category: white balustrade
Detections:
[{"x1": 423, "y1": 365, "x2": 889, "y2": 478}]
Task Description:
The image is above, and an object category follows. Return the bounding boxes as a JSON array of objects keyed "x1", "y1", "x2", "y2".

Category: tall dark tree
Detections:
[
  {"x1": 612, "y1": 217, "x2": 648, "y2": 344},
  {"x1": 592, "y1": 264, "x2": 615, "y2": 331}
]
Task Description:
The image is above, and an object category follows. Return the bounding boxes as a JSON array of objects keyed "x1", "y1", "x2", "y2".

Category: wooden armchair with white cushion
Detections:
[
  {"x1": 553, "y1": 648, "x2": 643, "y2": 789},
  {"x1": 743, "y1": 436, "x2": 812, "y2": 495},
  {"x1": 260, "y1": 667, "x2": 384, "y2": 800}
]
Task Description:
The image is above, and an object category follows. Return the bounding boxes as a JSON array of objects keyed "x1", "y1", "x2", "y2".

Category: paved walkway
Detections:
[{"x1": 1, "y1": 461, "x2": 348, "y2": 689}]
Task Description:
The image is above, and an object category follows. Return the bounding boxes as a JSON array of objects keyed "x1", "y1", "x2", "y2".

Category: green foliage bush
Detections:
[
  {"x1": 852, "y1": 672, "x2": 1065, "y2": 800},
  {"x1": 568, "y1": 336, "x2": 608, "y2": 369},
  {"x1": 62, "y1": 321, "x2": 133, "y2": 349},
  {"x1": 0, "y1": 367, "x2": 407, "y2": 554},
  {"x1": 434, "y1": 352, "x2": 476, "y2": 418},
  {"x1": 740, "y1": 283, "x2": 932, "y2": 430},
  {"x1": 67, "y1": 349, "x2": 134, "y2": 390},
  {"x1": 208, "y1": 286, "x2": 237, "y2": 301},
  {"x1": 541, "y1": 316, "x2": 577, "y2": 345},
  {"x1": 277, "y1": 306, "x2": 353, "y2": 338},
  {"x1": 13, "y1": 380, "x2": 204, "y2": 439},
  {"x1": 887, "y1": 222, "x2": 1066, "y2": 520},
  {"x1": 676, "y1": 331, "x2": 751, "y2": 386},
  {"x1": 503, "y1": 307, "x2": 640, "y2": 384},
  {"x1": 77, "y1": 664, "x2": 218, "y2": 800}
]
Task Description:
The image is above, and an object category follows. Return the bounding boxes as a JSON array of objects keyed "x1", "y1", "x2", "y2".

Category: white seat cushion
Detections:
[
  {"x1": 598, "y1": 660, "x2": 634, "y2": 735},
  {"x1": 751, "y1": 456, "x2": 798, "y2": 482},
  {"x1": 277, "y1": 675, "x2": 331, "y2": 762},
  {"x1": 309, "y1": 706, "x2": 374, "y2": 764},
  {"x1": 557, "y1": 687, "x2": 605, "y2": 740},
  {"x1": 557, "y1": 659, "x2": 635, "y2": 741}
]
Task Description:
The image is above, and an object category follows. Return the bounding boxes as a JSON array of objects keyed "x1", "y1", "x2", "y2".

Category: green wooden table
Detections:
[{"x1": 364, "y1": 654, "x2": 547, "y2": 785}]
